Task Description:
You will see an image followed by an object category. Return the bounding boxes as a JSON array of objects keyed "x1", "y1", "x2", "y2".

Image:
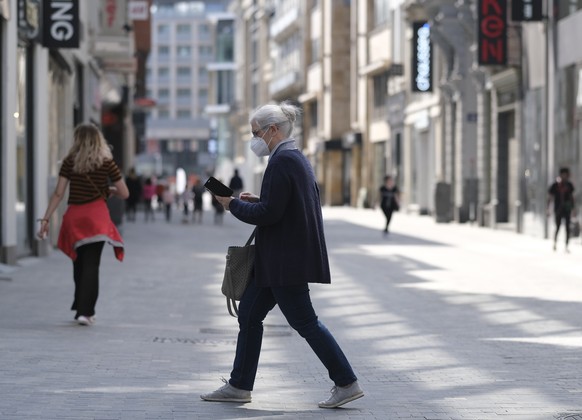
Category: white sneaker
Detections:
[
  {"x1": 200, "y1": 378, "x2": 251, "y2": 403},
  {"x1": 318, "y1": 381, "x2": 364, "y2": 408},
  {"x1": 77, "y1": 316, "x2": 92, "y2": 326}
]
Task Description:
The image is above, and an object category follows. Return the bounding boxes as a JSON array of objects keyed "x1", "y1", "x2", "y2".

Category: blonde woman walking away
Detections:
[{"x1": 37, "y1": 124, "x2": 129, "y2": 326}]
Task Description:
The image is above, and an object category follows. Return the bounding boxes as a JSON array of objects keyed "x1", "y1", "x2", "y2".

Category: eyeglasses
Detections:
[{"x1": 252, "y1": 125, "x2": 269, "y2": 137}]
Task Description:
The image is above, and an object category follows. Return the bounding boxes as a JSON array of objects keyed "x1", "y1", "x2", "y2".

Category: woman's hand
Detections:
[
  {"x1": 37, "y1": 219, "x2": 49, "y2": 240},
  {"x1": 239, "y1": 192, "x2": 260, "y2": 203},
  {"x1": 214, "y1": 195, "x2": 234, "y2": 210}
]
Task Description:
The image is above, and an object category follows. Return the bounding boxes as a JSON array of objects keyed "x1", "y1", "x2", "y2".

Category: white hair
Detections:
[{"x1": 249, "y1": 101, "x2": 301, "y2": 138}]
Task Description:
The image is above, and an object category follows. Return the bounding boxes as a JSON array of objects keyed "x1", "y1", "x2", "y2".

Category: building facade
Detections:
[
  {"x1": 1, "y1": 0, "x2": 143, "y2": 266},
  {"x1": 144, "y1": 0, "x2": 230, "y2": 179}
]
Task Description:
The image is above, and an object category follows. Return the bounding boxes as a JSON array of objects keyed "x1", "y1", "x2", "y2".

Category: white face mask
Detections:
[{"x1": 250, "y1": 129, "x2": 273, "y2": 157}]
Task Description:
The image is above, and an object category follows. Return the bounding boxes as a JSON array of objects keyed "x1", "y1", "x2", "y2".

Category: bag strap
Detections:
[
  {"x1": 245, "y1": 228, "x2": 257, "y2": 246},
  {"x1": 226, "y1": 228, "x2": 255, "y2": 318},
  {"x1": 227, "y1": 297, "x2": 239, "y2": 317}
]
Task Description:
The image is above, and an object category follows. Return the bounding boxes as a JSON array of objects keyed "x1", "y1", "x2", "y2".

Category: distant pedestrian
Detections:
[
  {"x1": 229, "y1": 169, "x2": 244, "y2": 198},
  {"x1": 379, "y1": 175, "x2": 400, "y2": 236},
  {"x1": 162, "y1": 184, "x2": 174, "y2": 222},
  {"x1": 124, "y1": 167, "x2": 142, "y2": 222},
  {"x1": 36, "y1": 123, "x2": 129, "y2": 326},
  {"x1": 142, "y1": 178, "x2": 156, "y2": 222},
  {"x1": 156, "y1": 181, "x2": 165, "y2": 212},
  {"x1": 203, "y1": 101, "x2": 363, "y2": 409},
  {"x1": 191, "y1": 178, "x2": 205, "y2": 224},
  {"x1": 181, "y1": 186, "x2": 191, "y2": 224},
  {"x1": 547, "y1": 167, "x2": 576, "y2": 252}
]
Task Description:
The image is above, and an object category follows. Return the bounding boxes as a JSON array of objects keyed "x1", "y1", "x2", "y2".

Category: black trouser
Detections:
[
  {"x1": 71, "y1": 242, "x2": 105, "y2": 319},
  {"x1": 381, "y1": 206, "x2": 394, "y2": 232},
  {"x1": 554, "y1": 209, "x2": 572, "y2": 245}
]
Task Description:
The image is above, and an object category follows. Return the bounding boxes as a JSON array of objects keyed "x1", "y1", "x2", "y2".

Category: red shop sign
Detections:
[{"x1": 478, "y1": 0, "x2": 507, "y2": 65}]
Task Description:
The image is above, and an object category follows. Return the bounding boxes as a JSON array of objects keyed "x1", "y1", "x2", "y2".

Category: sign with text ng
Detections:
[
  {"x1": 478, "y1": 0, "x2": 507, "y2": 65},
  {"x1": 42, "y1": 0, "x2": 79, "y2": 48}
]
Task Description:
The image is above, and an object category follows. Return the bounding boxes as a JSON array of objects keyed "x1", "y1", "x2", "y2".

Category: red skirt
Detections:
[{"x1": 57, "y1": 199, "x2": 124, "y2": 262}]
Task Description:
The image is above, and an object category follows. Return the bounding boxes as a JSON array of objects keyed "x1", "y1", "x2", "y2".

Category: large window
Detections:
[
  {"x1": 176, "y1": 24, "x2": 191, "y2": 35},
  {"x1": 177, "y1": 46, "x2": 191, "y2": 58},
  {"x1": 177, "y1": 88, "x2": 191, "y2": 98},
  {"x1": 177, "y1": 109, "x2": 191, "y2": 119},
  {"x1": 157, "y1": 24, "x2": 169, "y2": 35},
  {"x1": 158, "y1": 45, "x2": 170, "y2": 57},
  {"x1": 177, "y1": 67, "x2": 191, "y2": 77},
  {"x1": 158, "y1": 67, "x2": 169, "y2": 77},
  {"x1": 373, "y1": 0, "x2": 390, "y2": 28},
  {"x1": 372, "y1": 71, "x2": 389, "y2": 120}
]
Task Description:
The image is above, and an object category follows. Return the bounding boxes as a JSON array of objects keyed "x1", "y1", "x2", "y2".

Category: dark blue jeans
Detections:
[{"x1": 229, "y1": 282, "x2": 357, "y2": 391}]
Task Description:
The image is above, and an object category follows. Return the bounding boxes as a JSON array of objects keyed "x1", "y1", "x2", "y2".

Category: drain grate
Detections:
[
  {"x1": 556, "y1": 413, "x2": 582, "y2": 420},
  {"x1": 200, "y1": 324, "x2": 293, "y2": 337},
  {"x1": 153, "y1": 337, "x2": 236, "y2": 346}
]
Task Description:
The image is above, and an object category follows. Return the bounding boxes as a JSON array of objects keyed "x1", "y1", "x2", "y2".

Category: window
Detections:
[
  {"x1": 157, "y1": 24, "x2": 169, "y2": 35},
  {"x1": 310, "y1": 38, "x2": 319, "y2": 64},
  {"x1": 198, "y1": 67, "x2": 208, "y2": 80},
  {"x1": 198, "y1": 45, "x2": 213, "y2": 57},
  {"x1": 158, "y1": 109, "x2": 170, "y2": 119},
  {"x1": 373, "y1": 0, "x2": 390, "y2": 27},
  {"x1": 177, "y1": 109, "x2": 191, "y2": 119},
  {"x1": 198, "y1": 24, "x2": 209, "y2": 37},
  {"x1": 372, "y1": 71, "x2": 389, "y2": 119},
  {"x1": 177, "y1": 88, "x2": 191, "y2": 98},
  {"x1": 158, "y1": 67, "x2": 169, "y2": 77},
  {"x1": 198, "y1": 88, "x2": 208, "y2": 104},
  {"x1": 309, "y1": 101, "x2": 318, "y2": 128},
  {"x1": 177, "y1": 46, "x2": 191, "y2": 58},
  {"x1": 176, "y1": 24, "x2": 191, "y2": 35},
  {"x1": 158, "y1": 46, "x2": 170, "y2": 56},
  {"x1": 158, "y1": 88, "x2": 170, "y2": 98},
  {"x1": 177, "y1": 67, "x2": 191, "y2": 77}
]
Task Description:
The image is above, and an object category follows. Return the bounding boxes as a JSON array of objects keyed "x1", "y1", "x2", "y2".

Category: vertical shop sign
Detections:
[
  {"x1": 42, "y1": 0, "x2": 79, "y2": 48},
  {"x1": 411, "y1": 21, "x2": 432, "y2": 92},
  {"x1": 511, "y1": 0, "x2": 543, "y2": 22},
  {"x1": 478, "y1": 0, "x2": 507, "y2": 65}
]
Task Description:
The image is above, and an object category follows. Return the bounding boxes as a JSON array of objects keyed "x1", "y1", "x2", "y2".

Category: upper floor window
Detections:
[
  {"x1": 374, "y1": 0, "x2": 390, "y2": 28},
  {"x1": 158, "y1": 46, "x2": 170, "y2": 56},
  {"x1": 198, "y1": 24, "x2": 210, "y2": 37},
  {"x1": 177, "y1": 67, "x2": 191, "y2": 77},
  {"x1": 177, "y1": 88, "x2": 191, "y2": 98},
  {"x1": 198, "y1": 45, "x2": 213, "y2": 57},
  {"x1": 176, "y1": 24, "x2": 191, "y2": 35},
  {"x1": 158, "y1": 67, "x2": 170, "y2": 77},
  {"x1": 157, "y1": 24, "x2": 169, "y2": 35},
  {"x1": 177, "y1": 46, "x2": 191, "y2": 58}
]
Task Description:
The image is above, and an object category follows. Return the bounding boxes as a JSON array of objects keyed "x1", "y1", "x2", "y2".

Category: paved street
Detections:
[{"x1": 1, "y1": 206, "x2": 582, "y2": 420}]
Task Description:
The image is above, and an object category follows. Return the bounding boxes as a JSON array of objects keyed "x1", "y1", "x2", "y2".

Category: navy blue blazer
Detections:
[{"x1": 229, "y1": 148, "x2": 331, "y2": 287}]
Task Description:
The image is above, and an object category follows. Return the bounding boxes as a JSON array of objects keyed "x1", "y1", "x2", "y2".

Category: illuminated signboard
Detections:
[
  {"x1": 478, "y1": 0, "x2": 507, "y2": 65},
  {"x1": 412, "y1": 21, "x2": 432, "y2": 92}
]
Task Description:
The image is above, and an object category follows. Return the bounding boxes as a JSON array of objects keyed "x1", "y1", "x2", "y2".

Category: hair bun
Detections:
[{"x1": 279, "y1": 101, "x2": 301, "y2": 124}]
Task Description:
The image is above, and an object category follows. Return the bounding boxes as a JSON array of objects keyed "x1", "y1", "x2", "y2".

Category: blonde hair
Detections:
[{"x1": 67, "y1": 124, "x2": 113, "y2": 173}]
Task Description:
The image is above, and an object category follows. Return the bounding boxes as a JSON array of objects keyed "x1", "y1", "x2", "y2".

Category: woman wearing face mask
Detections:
[{"x1": 201, "y1": 101, "x2": 364, "y2": 409}]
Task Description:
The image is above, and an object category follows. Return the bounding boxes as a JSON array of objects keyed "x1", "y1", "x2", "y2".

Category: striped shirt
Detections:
[{"x1": 59, "y1": 157, "x2": 122, "y2": 204}]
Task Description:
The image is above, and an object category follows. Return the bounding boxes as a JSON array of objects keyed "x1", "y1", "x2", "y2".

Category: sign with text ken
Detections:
[
  {"x1": 478, "y1": 0, "x2": 507, "y2": 65},
  {"x1": 42, "y1": 0, "x2": 80, "y2": 49}
]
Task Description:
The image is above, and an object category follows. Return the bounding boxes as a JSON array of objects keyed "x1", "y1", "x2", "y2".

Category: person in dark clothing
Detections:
[
  {"x1": 228, "y1": 169, "x2": 244, "y2": 198},
  {"x1": 547, "y1": 167, "x2": 576, "y2": 252},
  {"x1": 191, "y1": 178, "x2": 205, "y2": 224},
  {"x1": 124, "y1": 168, "x2": 142, "y2": 222},
  {"x1": 202, "y1": 101, "x2": 363, "y2": 409},
  {"x1": 379, "y1": 175, "x2": 400, "y2": 236}
]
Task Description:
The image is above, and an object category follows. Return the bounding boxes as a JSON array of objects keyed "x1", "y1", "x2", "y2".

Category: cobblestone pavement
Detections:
[{"x1": 1, "y1": 206, "x2": 581, "y2": 420}]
